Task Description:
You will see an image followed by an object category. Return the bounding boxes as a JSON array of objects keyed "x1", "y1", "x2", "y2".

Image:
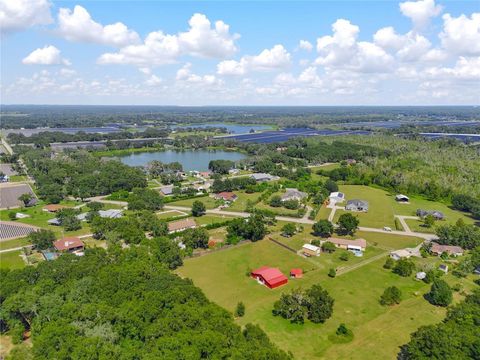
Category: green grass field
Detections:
[
  {"x1": 167, "y1": 196, "x2": 219, "y2": 209},
  {"x1": 177, "y1": 238, "x2": 470, "y2": 359},
  {"x1": 0, "y1": 237, "x2": 30, "y2": 251},
  {"x1": 194, "y1": 214, "x2": 236, "y2": 225},
  {"x1": 223, "y1": 191, "x2": 263, "y2": 212},
  {"x1": 157, "y1": 210, "x2": 188, "y2": 219},
  {"x1": 0, "y1": 250, "x2": 25, "y2": 269}
]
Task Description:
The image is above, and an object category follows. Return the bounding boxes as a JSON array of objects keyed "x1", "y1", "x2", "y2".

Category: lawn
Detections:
[
  {"x1": 194, "y1": 214, "x2": 236, "y2": 226},
  {"x1": 177, "y1": 239, "x2": 461, "y2": 359},
  {"x1": 157, "y1": 210, "x2": 188, "y2": 219},
  {"x1": 333, "y1": 185, "x2": 397, "y2": 229},
  {"x1": 0, "y1": 237, "x2": 30, "y2": 251},
  {"x1": 405, "y1": 219, "x2": 436, "y2": 233},
  {"x1": 0, "y1": 250, "x2": 25, "y2": 269},
  {"x1": 223, "y1": 191, "x2": 263, "y2": 212},
  {"x1": 315, "y1": 205, "x2": 332, "y2": 220},
  {"x1": 167, "y1": 196, "x2": 219, "y2": 209}
]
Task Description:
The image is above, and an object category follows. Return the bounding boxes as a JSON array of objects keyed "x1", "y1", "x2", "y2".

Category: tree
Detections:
[
  {"x1": 393, "y1": 258, "x2": 415, "y2": 277},
  {"x1": 427, "y1": 280, "x2": 452, "y2": 307},
  {"x1": 18, "y1": 193, "x2": 34, "y2": 207},
  {"x1": 269, "y1": 195, "x2": 282, "y2": 207},
  {"x1": 337, "y1": 213, "x2": 359, "y2": 236},
  {"x1": 57, "y1": 208, "x2": 82, "y2": 231},
  {"x1": 322, "y1": 241, "x2": 336, "y2": 253},
  {"x1": 151, "y1": 220, "x2": 168, "y2": 237},
  {"x1": 28, "y1": 229, "x2": 56, "y2": 250},
  {"x1": 305, "y1": 284, "x2": 334, "y2": 323},
  {"x1": 383, "y1": 257, "x2": 395, "y2": 269},
  {"x1": 86, "y1": 201, "x2": 104, "y2": 211},
  {"x1": 380, "y1": 286, "x2": 402, "y2": 306},
  {"x1": 435, "y1": 223, "x2": 480, "y2": 250},
  {"x1": 283, "y1": 199, "x2": 300, "y2": 210},
  {"x1": 281, "y1": 223, "x2": 296, "y2": 237},
  {"x1": 339, "y1": 252, "x2": 350, "y2": 261},
  {"x1": 328, "y1": 268, "x2": 336, "y2": 278},
  {"x1": 208, "y1": 159, "x2": 235, "y2": 174},
  {"x1": 312, "y1": 219, "x2": 334, "y2": 238},
  {"x1": 191, "y1": 200, "x2": 206, "y2": 217},
  {"x1": 324, "y1": 179, "x2": 338, "y2": 192},
  {"x1": 182, "y1": 228, "x2": 209, "y2": 249},
  {"x1": 336, "y1": 323, "x2": 353, "y2": 339},
  {"x1": 235, "y1": 302, "x2": 245, "y2": 317},
  {"x1": 8, "y1": 211, "x2": 17, "y2": 221},
  {"x1": 423, "y1": 214, "x2": 436, "y2": 228},
  {"x1": 128, "y1": 188, "x2": 164, "y2": 211}
]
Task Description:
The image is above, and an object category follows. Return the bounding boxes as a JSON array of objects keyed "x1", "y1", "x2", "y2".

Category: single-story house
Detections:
[
  {"x1": 281, "y1": 188, "x2": 307, "y2": 202},
  {"x1": 43, "y1": 204, "x2": 68, "y2": 213},
  {"x1": 346, "y1": 159, "x2": 357, "y2": 165},
  {"x1": 199, "y1": 171, "x2": 211, "y2": 178},
  {"x1": 395, "y1": 194, "x2": 410, "y2": 202},
  {"x1": 168, "y1": 218, "x2": 196, "y2": 233},
  {"x1": 48, "y1": 218, "x2": 61, "y2": 226},
  {"x1": 345, "y1": 199, "x2": 369, "y2": 212},
  {"x1": 430, "y1": 243, "x2": 464, "y2": 257},
  {"x1": 251, "y1": 266, "x2": 288, "y2": 289},
  {"x1": 302, "y1": 243, "x2": 321, "y2": 257},
  {"x1": 251, "y1": 173, "x2": 275, "y2": 182},
  {"x1": 53, "y1": 237, "x2": 84, "y2": 254},
  {"x1": 329, "y1": 192, "x2": 345, "y2": 203},
  {"x1": 98, "y1": 209, "x2": 123, "y2": 219},
  {"x1": 322, "y1": 237, "x2": 367, "y2": 251},
  {"x1": 215, "y1": 191, "x2": 238, "y2": 202},
  {"x1": 416, "y1": 209, "x2": 445, "y2": 220},
  {"x1": 416, "y1": 271, "x2": 426, "y2": 280},
  {"x1": 228, "y1": 168, "x2": 240, "y2": 175},
  {"x1": 160, "y1": 185, "x2": 174, "y2": 196},
  {"x1": 439, "y1": 264, "x2": 449, "y2": 273},
  {"x1": 290, "y1": 268, "x2": 303, "y2": 278},
  {"x1": 390, "y1": 248, "x2": 415, "y2": 261}
]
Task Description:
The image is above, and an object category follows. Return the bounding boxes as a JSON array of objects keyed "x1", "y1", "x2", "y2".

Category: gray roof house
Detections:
[
  {"x1": 160, "y1": 185, "x2": 174, "y2": 196},
  {"x1": 416, "y1": 209, "x2": 444, "y2": 220},
  {"x1": 251, "y1": 173, "x2": 276, "y2": 182},
  {"x1": 345, "y1": 199, "x2": 369, "y2": 212},
  {"x1": 98, "y1": 209, "x2": 123, "y2": 219},
  {"x1": 281, "y1": 188, "x2": 307, "y2": 202}
]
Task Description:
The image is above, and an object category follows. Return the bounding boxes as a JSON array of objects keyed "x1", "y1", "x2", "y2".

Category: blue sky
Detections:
[{"x1": 1, "y1": 0, "x2": 479, "y2": 105}]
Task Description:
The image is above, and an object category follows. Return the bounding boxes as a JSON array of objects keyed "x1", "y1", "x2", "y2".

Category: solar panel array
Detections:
[{"x1": 0, "y1": 222, "x2": 36, "y2": 240}]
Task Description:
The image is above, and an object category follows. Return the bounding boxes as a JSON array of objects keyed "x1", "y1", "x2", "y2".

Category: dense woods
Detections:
[{"x1": 0, "y1": 249, "x2": 290, "y2": 359}]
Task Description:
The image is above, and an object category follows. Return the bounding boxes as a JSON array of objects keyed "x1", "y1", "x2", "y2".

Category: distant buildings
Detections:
[
  {"x1": 281, "y1": 188, "x2": 307, "y2": 202},
  {"x1": 98, "y1": 209, "x2": 123, "y2": 219},
  {"x1": 290, "y1": 268, "x2": 303, "y2": 278},
  {"x1": 416, "y1": 209, "x2": 445, "y2": 220},
  {"x1": 345, "y1": 199, "x2": 369, "y2": 212}
]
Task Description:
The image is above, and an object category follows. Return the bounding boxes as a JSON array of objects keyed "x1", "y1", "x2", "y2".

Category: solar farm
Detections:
[{"x1": 219, "y1": 127, "x2": 371, "y2": 143}]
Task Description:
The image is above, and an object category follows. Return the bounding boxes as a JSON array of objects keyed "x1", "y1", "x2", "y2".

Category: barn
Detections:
[{"x1": 251, "y1": 266, "x2": 288, "y2": 289}]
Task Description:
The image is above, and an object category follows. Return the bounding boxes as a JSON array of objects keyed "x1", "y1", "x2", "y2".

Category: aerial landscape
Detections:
[{"x1": 0, "y1": 0, "x2": 479, "y2": 359}]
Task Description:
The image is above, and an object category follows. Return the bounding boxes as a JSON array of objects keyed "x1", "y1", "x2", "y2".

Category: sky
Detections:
[{"x1": 1, "y1": 0, "x2": 479, "y2": 106}]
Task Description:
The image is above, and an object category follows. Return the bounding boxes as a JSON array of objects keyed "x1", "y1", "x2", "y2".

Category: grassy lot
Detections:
[
  {"x1": 316, "y1": 205, "x2": 332, "y2": 220},
  {"x1": 194, "y1": 214, "x2": 236, "y2": 226},
  {"x1": 255, "y1": 197, "x2": 301, "y2": 216},
  {"x1": 223, "y1": 191, "x2": 263, "y2": 212},
  {"x1": 0, "y1": 237, "x2": 30, "y2": 251},
  {"x1": 405, "y1": 219, "x2": 436, "y2": 233},
  {"x1": 0, "y1": 250, "x2": 25, "y2": 269},
  {"x1": 157, "y1": 210, "x2": 188, "y2": 219},
  {"x1": 177, "y1": 239, "x2": 471, "y2": 359},
  {"x1": 167, "y1": 196, "x2": 219, "y2": 209},
  {"x1": 208, "y1": 227, "x2": 228, "y2": 241}
]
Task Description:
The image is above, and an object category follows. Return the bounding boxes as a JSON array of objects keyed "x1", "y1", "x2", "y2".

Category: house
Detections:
[
  {"x1": 47, "y1": 218, "x2": 61, "y2": 226},
  {"x1": 199, "y1": 171, "x2": 211, "y2": 178},
  {"x1": 251, "y1": 266, "x2": 288, "y2": 289},
  {"x1": 390, "y1": 248, "x2": 415, "y2": 260},
  {"x1": 439, "y1": 264, "x2": 449, "y2": 274},
  {"x1": 302, "y1": 243, "x2": 321, "y2": 257},
  {"x1": 215, "y1": 192, "x2": 238, "y2": 202},
  {"x1": 345, "y1": 199, "x2": 369, "y2": 212},
  {"x1": 168, "y1": 218, "x2": 196, "y2": 233},
  {"x1": 251, "y1": 173, "x2": 276, "y2": 182},
  {"x1": 323, "y1": 237, "x2": 367, "y2": 251},
  {"x1": 416, "y1": 271, "x2": 427, "y2": 280},
  {"x1": 290, "y1": 268, "x2": 303, "y2": 278},
  {"x1": 329, "y1": 192, "x2": 345, "y2": 203},
  {"x1": 416, "y1": 209, "x2": 445, "y2": 220},
  {"x1": 395, "y1": 194, "x2": 410, "y2": 202},
  {"x1": 193, "y1": 182, "x2": 211, "y2": 192},
  {"x1": 43, "y1": 204, "x2": 68, "y2": 213},
  {"x1": 346, "y1": 159, "x2": 357, "y2": 165},
  {"x1": 98, "y1": 209, "x2": 123, "y2": 219},
  {"x1": 53, "y1": 237, "x2": 84, "y2": 254},
  {"x1": 160, "y1": 185, "x2": 174, "y2": 196},
  {"x1": 281, "y1": 188, "x2": 307, "y2": 202},
  {"x1": 228, "y1": 168, "x2": 240, "y2": 175},
  {"x1": 430, "y1": 242, "x2": 464, "y2": 257}
]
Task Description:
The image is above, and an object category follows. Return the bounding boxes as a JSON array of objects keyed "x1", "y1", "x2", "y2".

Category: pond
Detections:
[
  {"x1": 171, "y1": 123, "x2": 272, "y2": 134},
  {"x1": 118, "y1": 149, "x2": 246, "y2": 171}
]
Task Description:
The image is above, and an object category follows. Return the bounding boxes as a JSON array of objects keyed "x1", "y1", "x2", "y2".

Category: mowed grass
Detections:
[
  {"x1": 177, "y1": 240, "x2": 451, "y2": 359},
  {"x1": 194, "y1": 214, "x2": 236, "y2": 225},
  {"x1": 333, "y1": 185, "x2": 396, "y2": 229},
  {"x1": 223, "y1": 191, "x2": 262, "y2": 212},
  {"x1": 167, "y1": 196, "x2": 219, "y2": 209},
  {"x1": 0, "y1": 250, "x2": 25, "y2": 269},
  {"x1": 157, "y1": 210, "x2": 188, "y2": 219},
  {"x1": 0, "y1": 237, "x2": 30, "y2": 251}
]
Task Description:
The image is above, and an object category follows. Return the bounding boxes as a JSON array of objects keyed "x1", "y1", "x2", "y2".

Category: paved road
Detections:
[
  {"x1": 0, "y1": 246, "x2": 23, "y2": 253},
  {"x1": 86, "y1": 196, "x2": 128, "y2": 206}
]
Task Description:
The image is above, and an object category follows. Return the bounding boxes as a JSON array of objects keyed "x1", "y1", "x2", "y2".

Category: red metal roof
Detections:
[
  {"x1": 53, "y1": 237, "x2": 84, "y2": 251},
  {"x1": 251, "y1": 266, "x2": 288, "y2": 288},
  {"x1": 290, "y1": 268, "x2": 303, "y2": 277},
  {"x1": 216, "y1": 192, "x2": 237, "y2": 201}
]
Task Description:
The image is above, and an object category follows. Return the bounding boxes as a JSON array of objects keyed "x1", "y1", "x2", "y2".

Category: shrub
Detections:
[
  {"x1": 383, "y1": 257, "x2": 395, "y2": 269},
  {"x1": 380, "y1": 286, "x2": 402, "y2": 306},
  {"x1": 393, "y1": 259, "x2": 415, "y2": 277},
  {"x1": 427, "y1": 279, "x2": 452, "y2": 307},
  {"x1": 328, "y1": 268, "x2": 336, "y2": 278},
  {"x1": 235, "y1": 302, "x2": 245, "y2": 317}
]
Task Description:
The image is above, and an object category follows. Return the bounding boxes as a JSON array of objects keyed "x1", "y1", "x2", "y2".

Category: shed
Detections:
[
  {"x1": 439, "y1": 264, "x2": 449, "y2": 273},
  {"x1": 251, "y1": 266, "x2": 288, "y2": 289},
  {"x1": 416, "y1": 271, "x2": 426, "y2": 280},
  {"x1": 302, "y1": 243, "x2": 321, "y2": 257},
  {"x1": 290, "y1": 268, "x2": 303, "y2": 278},
  {"x1": 395, "y1": 194, "x2": 410, "y2": 202}
]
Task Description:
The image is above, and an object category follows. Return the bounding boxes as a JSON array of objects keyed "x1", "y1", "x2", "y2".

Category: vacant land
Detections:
[
  {"x1": 157, "y1": 210, "x2": 187, "y2": 219},
  {"x1": 167, "y1": 196, "x2": 219, "y2": 209},
  {"x1": 194, "y1": 214, "x2": 236, "y2": 225},
  {"x1": 223, "y1": 191, "x2": 263, "y2": 212},
  {"x1": 177, "y1": 239, "x2": 461, "y2": 359},
  {"x1": 0, "y1": 250, "x2": 25, "y2": 269},
  {"x1": 0, "y1": 237, "x2": 30, "y2": 251}
]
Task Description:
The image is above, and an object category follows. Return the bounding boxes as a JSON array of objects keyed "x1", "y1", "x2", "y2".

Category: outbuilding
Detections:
[
  {"x1": 290, "y1": 268, "x2": 303, "y2": 278},
  {"x1": 302, "y1": 243, "x2": 321, "y2": 257},
  {"x1": 251, "y1": 266, "x2": 288, "y2": 289},
  {"x1": 395, "y1": 194, "x2": 410, "y2": 202}
]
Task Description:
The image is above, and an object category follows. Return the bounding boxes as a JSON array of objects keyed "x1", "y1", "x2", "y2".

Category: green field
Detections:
[
  {"x1": 0, "y1": 250, "x2": 25, "y2": 269},
  {"x1": 167, "y1": 196, "x2": 219, "y2": 209},
  {"x1": 0, "y1": 237, "x2": 30, "y2": 251},
  {"x1": 157, "y1": 210, "x2": 188, "y2": 219},
  {"x1": 223, "y1": 191, "x2": 263, "y2": 212},
  {"x1": 194, "y1": 214, "x2": 236, "y2": 225},
  {"x1": 177, "y1": 238, "x2": 468, "y2": 359}
]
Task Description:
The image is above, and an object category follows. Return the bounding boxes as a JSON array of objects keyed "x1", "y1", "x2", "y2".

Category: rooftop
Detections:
[{"x1": 54, "y1": 237, "x2": 84, "y2": 251}]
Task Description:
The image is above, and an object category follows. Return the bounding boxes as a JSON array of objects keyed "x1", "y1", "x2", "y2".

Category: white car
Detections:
[{"x1": 383, "y1": 226, "x2": 392, "y2": 232}]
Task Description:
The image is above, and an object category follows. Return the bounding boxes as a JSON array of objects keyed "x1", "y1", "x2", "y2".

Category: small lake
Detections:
[
  {"x1": 172, "y1": 123, "x2": 272, "y2": 134},
  {"x1": 118, "y1": 150, "x2": 246, "y2": 171}
]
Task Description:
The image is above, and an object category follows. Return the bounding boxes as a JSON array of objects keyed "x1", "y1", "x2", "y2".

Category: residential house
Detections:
[
  {"x1": 390, "y1": 248, "x2": 415, "y2": 261},
  {"x1": 329, "y1": 192, "x2": 345, "y2": 203},
  {"x1": 53, "y1": 237, "x2": 84, "y2": 255},
  {"x1": 168, "y1": 218, "x2": 196, "y2": 233},
  {"x1": 43, "y1": 204, "x2": 68, "y2": 213},
  {"x1": 345, "y1": 199, "x2": 369, "y2": 212},
  {"x1": 416, "y1": 209, "x2": 445, "y2": 220},
  {"x1": 251, "y1": 173, "x2": 276, "y2": 182},
  {"x1": 322, "y1": 237, "x2": 367, "y2": 251},
  {"x1": 215, "y1": 192, "x2": 238, "y2": 202},
  {"x1": 98, "y1": 209, "x2": 123, "y2": 219},
  {"x1": 160, "y1": 185, "x2": 174, "y2": 196},
  {"x1": 251, "y1": 266, "x2": 288, "y2": 289},
  {"x1": 430, "y1": 243, "x2": 464, "y2": 257},
  {"x1": 281, "y1": 188, "x2": 307, "y2": 202}
]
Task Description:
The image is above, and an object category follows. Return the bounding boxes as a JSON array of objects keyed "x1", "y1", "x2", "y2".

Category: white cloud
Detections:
[
  {"x1": 59, "y1": 68, "x2": 76, "y2": 77},
  {"x1": 217, "y1": 44, "x2": 291, "y2": 75},
  {"x1": 399, "y1": 0, "x2": 442, "y2": 29},
  {"x1": 145, "y1": 75, "x2": 162, "y2": 86},
  {"x1": 374, "y1": 27, "x2": 433, "y2": 62},
  {"x1": 57, "y1": 5, "x2": 140, "y2": 47},
  {"x1": 98, "y1": 13, "x2": 239, "y2": 66},
  {"x1": 440, "y1": 13, "x2": 480, "y2": 56},
  {"x1": 176, "y1": 63, "x2": 221, "y2": 86},
  {"x1": 0, "y1": 0, "x2": 52, "y2": 34},
  {"x1": 22, "y1": 45, "x2": 71, "y2": 66},
  {"x1": 298, "y1": 40, "x2": 313, "y2": 51}
]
